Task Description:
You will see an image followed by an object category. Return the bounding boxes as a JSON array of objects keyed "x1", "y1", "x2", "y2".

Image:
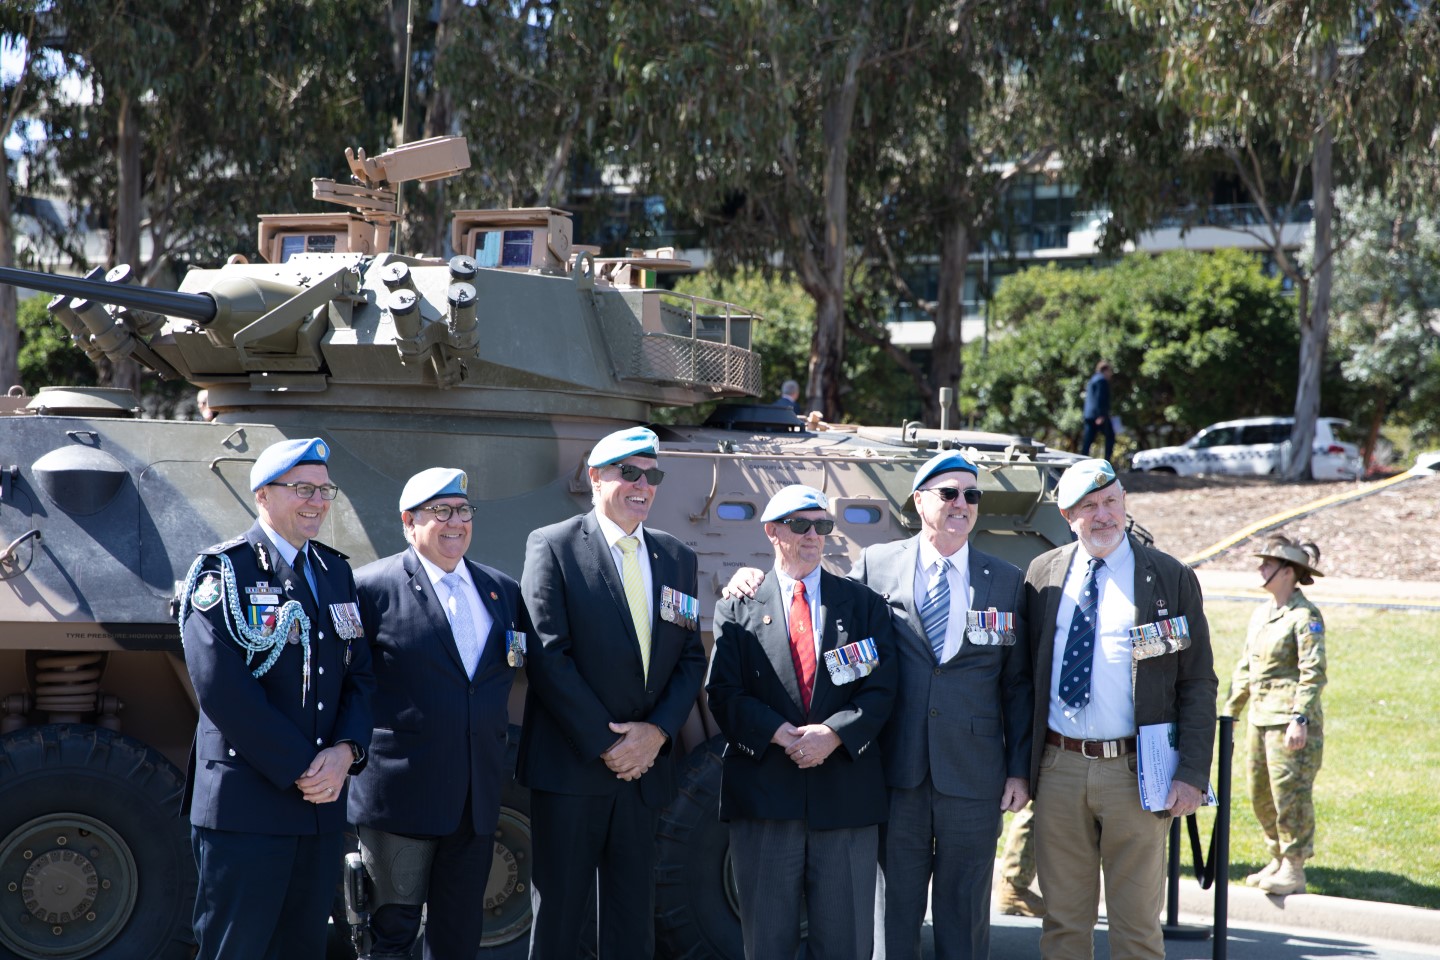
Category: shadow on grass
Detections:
[{"x1": 1230, "y1": 861, "x2": 1440, "y2": 911}]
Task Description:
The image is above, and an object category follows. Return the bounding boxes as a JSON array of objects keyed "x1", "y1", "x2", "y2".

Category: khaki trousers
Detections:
[{"x1": 1034, "y1": 743, "x2": 1170, "y2": 960}]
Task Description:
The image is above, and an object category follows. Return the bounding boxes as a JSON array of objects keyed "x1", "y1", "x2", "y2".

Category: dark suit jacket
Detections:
[
  {"x1": 517, "y1": 511, "x2": 706, "y2": 808},
  {"x1": 347, "y1": 547, "x2": 526, "y2": 836},
  {"x1": 852, "y1": 538, "x2": 1032, "y2": 799},
  {"x1": 1024, "y1": 535, "x2": 1217, "y2": 792},
  {"x1": 182, "y1": 522, "x2": 375, "y2": 834},
  {"x1": 707, "y1": 571, "x2": 897, "y2": 830},
  {"x1": 1084, "y1": 372, "x2": 1111, "y2": 420}
]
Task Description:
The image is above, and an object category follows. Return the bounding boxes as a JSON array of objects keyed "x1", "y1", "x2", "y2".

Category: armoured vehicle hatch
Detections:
[{"x1": 0, "y1": 137, "x2": 1076, "y2": 960}]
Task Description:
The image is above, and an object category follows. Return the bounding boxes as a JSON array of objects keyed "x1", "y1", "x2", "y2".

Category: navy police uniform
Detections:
[{"x1": 180, "y1": 440, "x2": 374, "y2": 960}]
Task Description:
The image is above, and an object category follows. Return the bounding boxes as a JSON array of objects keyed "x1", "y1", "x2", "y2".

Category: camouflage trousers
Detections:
[
  {"x1": 999, "y1": 800, "x2": 1037, "y2": 887},
  {"x1": 1246, "y1": 722, "x2": 1324, "y2": 860}
]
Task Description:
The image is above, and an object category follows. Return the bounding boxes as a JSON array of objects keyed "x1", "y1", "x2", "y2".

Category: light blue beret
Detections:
[
  {"x1": 761, "y1": 484, "x2": 830, "y2": 522},
  {"x1": 250, "y1": 437, "x2": 329, "y2": 491},
  {"x1": 587, "y1": 426, "x2": 660, "y2": 467},
  {"x1": 1056, "y1": 458, "x2": 1118, "y2": 509},
  {"x1": 399, "y1": 467, "x2": 468, "y2": 512},
  {"x1": 912, "y1": 450, "x2": 979, "y2": 494}
]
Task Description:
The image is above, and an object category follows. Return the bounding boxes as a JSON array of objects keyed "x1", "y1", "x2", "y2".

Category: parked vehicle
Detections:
[{"x1": 1130, "y1": 417, "x2": 1362, "y2": 480}]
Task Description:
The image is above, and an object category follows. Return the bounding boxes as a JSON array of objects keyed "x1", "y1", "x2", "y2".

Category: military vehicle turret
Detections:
[{"x1": 0, "y1": 137, "x2": 1077, "y2": 960}]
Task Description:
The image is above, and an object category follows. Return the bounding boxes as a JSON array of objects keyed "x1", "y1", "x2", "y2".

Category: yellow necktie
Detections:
[{"x1": 618, "y1": 536, "x2": 652, "y2": 679}]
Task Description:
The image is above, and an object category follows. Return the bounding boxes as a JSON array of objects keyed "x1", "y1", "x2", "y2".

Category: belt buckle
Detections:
[{"x1": 1081, "y1": 738, "x2": 1116, "y2": 759}]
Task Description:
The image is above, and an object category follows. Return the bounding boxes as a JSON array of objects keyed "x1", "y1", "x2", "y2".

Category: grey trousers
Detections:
[{"x1": 728, "y1": 818, "x2": 878, "y2": 960}]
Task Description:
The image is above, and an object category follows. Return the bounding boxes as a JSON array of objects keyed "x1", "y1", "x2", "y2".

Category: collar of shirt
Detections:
[
  {"x1": 774, "y1": 564, "x2": 823, "y2": 644},
  {"x1": 415, "y1": 550, "x2": 472, "y2": 594},
  {"x1": 915, "y1": 539, "x2": 970, "y2": 660},
  {"x1": 594, "y1": 509, "x2": 654, "y2": 618},
  {"x1": 1048, "y1": 535, "x2": 1138, "y2": 740},
  {"x1": 257, "y1": 519, "x2": 303, "y2": 569},
  {"x1": 595, "y1": 510, "x2": 644, "y2": 551}
]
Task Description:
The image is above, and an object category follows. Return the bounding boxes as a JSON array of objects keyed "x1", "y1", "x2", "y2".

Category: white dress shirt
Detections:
[
  {"x1": 914, "y1": 539, "x2": 972, "y2": 661},
  {"x1": 1048, "y1": 537, "x2": 1138, "y2": 740},
  {"x1": 416, "y1": 551, "x2": 493, "y2": 671},
  {"x1": 596, "y1": 511, "x2": 655, "y2": 620}
]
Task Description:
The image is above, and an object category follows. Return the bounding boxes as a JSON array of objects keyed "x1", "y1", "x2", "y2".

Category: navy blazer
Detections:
[
  {"x1": 852, "y1": 538, "x2": 1032, "y2": 799},
  {"x1": 182, "y1": 522, "x2": 375, "y2": 834},
  {"x1": 707, "y1": 571, "x2": 897, "y2": 830},
  {"x1": 517, "y1": 511, "x2": 706, "y2": 808},
  {"x1": 348, "y1": 548, "x2": 526, "y2": 836}
]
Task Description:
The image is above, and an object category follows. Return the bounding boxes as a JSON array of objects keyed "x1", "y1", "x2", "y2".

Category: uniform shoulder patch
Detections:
[
  {"x1": 1308, "y1": 619, "x2": 1324, "y2": 634},
  {"x1": 191, "y1": 574, "x2": 224, "y2": 611}
]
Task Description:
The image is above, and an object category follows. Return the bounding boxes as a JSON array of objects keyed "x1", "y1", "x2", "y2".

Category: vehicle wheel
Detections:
[
  {"x1": 0, "y1": 724, "x2": 194, "y2": 960},
  {"x1": 654, "y1": 735, "x2": 742, "y2": 960}
]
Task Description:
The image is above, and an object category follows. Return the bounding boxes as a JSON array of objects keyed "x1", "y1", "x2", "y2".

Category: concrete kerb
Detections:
[{"x1": 1174, "y1": 879, "x2": 1440, "y2": 949}]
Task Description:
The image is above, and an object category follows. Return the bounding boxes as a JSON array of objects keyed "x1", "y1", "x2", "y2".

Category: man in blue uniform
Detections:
[
  {"x1": 1081, "y1": 361, "x2": 1115, "y2": 461},
  {"x1": 348, "y1": 468, "x2": 528, "y2": 959},
  {"x1": 180, "y1": 437, "x2": 374, "y2": 960}
]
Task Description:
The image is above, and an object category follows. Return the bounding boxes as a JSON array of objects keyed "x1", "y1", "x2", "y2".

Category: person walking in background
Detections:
[
  {"x1": 1224, "y1": 535, "x2": 1327, "y2": 897},
  {"x1": 1081, "y1": 361, "x2": 1114, "y2": 461}
]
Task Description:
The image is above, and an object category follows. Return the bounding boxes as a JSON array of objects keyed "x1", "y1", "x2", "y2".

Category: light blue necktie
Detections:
[
  {"x1": 920, "y1": 557, "x2": 951, "y2": 662},
  {"x1": 441, "y1": 572, "x2": 481, "y2": 677},
  {"x1": 296, "y1": 545, "x2": 319, "y2": 603},
  {"x1": 1060, "y1": 557, "x2": 1105, "y2": 711}
]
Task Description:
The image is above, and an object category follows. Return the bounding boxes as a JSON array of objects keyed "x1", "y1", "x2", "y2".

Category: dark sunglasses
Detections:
[
  {"x1": 777, "y1": 517, "x2": 834, "y2": 535},
  {"x1": 615, "y1": 463, "x2": 666, "y2": 485},
  {"x1": 925, "y1": 486, "x2": 983, "y2": 504}
]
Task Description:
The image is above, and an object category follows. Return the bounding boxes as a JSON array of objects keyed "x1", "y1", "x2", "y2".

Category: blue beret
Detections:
[
  {"x1": 587, "y1": 426, "x2": 659, "y2": 467},
  {"x1": 399, "y1": 467, "x2": 468, "y2": 512},
  {"x1": 912, "y1": 450, "x2": 979, "y2": 494},
  {"x1": 250, "y1": 437, "x2": 329, "y2": 491},
  {"x1": 761, "y1": 484, "x2": 830, "y2": 522},
  {"x1": 1056, "y1": 458, "x2": 1118, "y2": 509}
]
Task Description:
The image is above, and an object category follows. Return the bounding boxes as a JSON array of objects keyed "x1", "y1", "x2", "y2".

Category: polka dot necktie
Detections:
[{"x1": 1060, "y1": 557, "x2": 1105, "y2": 712}]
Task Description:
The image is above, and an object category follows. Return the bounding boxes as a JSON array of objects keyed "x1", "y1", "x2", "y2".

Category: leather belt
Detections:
[{"x1": 1046, "y1": 730, "x2": 1136, "y2": 759}]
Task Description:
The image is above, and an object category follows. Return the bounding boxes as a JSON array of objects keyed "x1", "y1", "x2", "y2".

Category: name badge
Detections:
[
  {"x1": 823, "y1": 637, "x2": 879, "y2": 685},
  {"x1": 506, "y1": 629, "x2": 527, "y2": 668},
  {"x1": 965, "y1": 607, "x2": 1016, "y2": 646},
  {"x1": 1130, "y1": 615, "x2": 1191, "y2": 660},
  {"x1": 660, "y1": 586, "x2": 699, "y2": 631}
]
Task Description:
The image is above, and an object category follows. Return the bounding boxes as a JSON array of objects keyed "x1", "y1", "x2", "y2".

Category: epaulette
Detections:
[
  {"x1": 309, "y1": 539, "x2": 350, "y2": 561},
  {"x1": 197, "y1": 536, "x2": 247, "y2": 557}
]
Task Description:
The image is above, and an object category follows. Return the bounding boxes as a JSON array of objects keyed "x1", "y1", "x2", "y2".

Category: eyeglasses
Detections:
[
  {"x1": 923, "y1": 486, "x2": 983, "y2": 505},
  {"x1": 777, "y1": 517, "x2": 834, "y2": 535},
  {"x1": 269, "y1": 481, "x2": 339, "y2": 501},
  {"x1": 420, "y1": 503, "x2": 474, "y2": 523},
  {"x1": 614, "y1": 464, "x2": 666, "y2": 485}
]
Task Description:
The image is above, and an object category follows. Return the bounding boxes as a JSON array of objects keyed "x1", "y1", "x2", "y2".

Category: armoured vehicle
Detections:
[{"x1": 0, "y1": 137, "x2": 1077, "y2": 960}]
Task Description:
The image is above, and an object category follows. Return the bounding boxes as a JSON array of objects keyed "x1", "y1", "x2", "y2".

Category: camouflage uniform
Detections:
[
  {"x1": 1000, "y1": 801, "x2": 1038, "y2": 889},
  {"x1": 1223, "y1": 589, "x2": 1326, "y2": 860}
]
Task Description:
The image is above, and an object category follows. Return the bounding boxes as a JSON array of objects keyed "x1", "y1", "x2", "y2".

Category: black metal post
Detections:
[{"x1": 1214, "y1": 715, "x2": 1234, "y2": 960}]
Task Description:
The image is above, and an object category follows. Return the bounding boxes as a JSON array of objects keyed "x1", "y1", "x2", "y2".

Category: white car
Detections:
[{"x1": 1130, "y1": 417, "x2": 1363, "y2": 480}]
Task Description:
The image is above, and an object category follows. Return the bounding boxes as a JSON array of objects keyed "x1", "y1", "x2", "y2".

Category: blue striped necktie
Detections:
[
  {"x1": 920, "y1": 557, "x2": 951, "y2": 662},
  {"x1": 1060, "y1": 557, "x2": 1105, "y2": 711}
]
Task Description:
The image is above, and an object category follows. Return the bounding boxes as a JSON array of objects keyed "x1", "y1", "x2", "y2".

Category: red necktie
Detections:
[{"x1": 789, "y1": 581, "x2": 816, "y2": 711}]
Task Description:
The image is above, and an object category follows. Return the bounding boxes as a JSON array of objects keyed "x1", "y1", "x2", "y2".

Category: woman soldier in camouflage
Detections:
[{"x1": 1224, "y1": 535, "x2": 1327, "y2": 896}]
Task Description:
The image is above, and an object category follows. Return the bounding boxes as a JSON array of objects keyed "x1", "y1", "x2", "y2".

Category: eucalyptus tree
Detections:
[{"x1": 1118, "y1": 0, "x2": 1440, "y2": 478}]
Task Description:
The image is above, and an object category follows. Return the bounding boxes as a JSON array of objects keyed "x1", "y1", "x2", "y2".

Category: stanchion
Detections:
[
  {"x1": 1213, "y1": 715, "x2": 1233, "y2": 960},
  {"x1": 1163, "y1": 813, "x2": 1211, "y2": 940}
]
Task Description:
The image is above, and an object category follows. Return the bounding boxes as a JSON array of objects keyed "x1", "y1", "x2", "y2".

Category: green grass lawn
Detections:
[
  {"x1": 1207, "y1": 599, "x2": 1440, "y2": 909},
  {"x1": 1001, "y1": 600, "x2": 1440, "y2": 909}
]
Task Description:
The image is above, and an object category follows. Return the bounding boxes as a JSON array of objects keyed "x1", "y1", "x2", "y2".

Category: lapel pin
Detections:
[
  {"x1": 763, "y1": 615, "x2": 772, "y2": 625},
  {"x1": 490, "y1": 591, "x2": 498, "y2": 600}
]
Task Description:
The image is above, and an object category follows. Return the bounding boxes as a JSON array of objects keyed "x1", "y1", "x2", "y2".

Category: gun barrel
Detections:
[{"x1": 0, "y1": 266, "x2": 218, "y2": 324}]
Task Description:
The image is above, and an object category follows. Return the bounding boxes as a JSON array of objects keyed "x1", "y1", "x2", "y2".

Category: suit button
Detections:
[
  {"x1": 929, "y1": 709, "x2": 940, "y2": 717},
  {"x1": 227, "y1": 748, "x2": 236, "y2": 757},
  {"x1": 318, "y1": 666, "x2": 325, "y2": 675},
  {"x1": 318, "y1": 702, "x2": 325, "y2": 711},
  {"x1": 316, "y1": 738, "x2": 324, "y2": 746},
  {"x1": 318, "y1": 631, "x2": 325, "y2": 639},
  {"x1": 934, "y1": 668, "x2": 943, "y2": 676}
]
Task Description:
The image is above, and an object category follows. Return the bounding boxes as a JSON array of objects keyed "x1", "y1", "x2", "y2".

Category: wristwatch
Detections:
[
  {"x1": 340, "y1": 740, "x2": 365, "y2": 774},
  {"x1": 1292, "y1": 715, "x2": 1308, "y2": 726}
]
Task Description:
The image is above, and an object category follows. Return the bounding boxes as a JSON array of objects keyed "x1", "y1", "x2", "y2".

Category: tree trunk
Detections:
[
  {"x1": 929, "y1": 215, "x2": 969, "y2": 428},
  {"x1": 1285, "y1": 43, "x2": 1337, "y2": 481},
  {"x1": 0, "y1": 145, "x2": 19, "y2": 392},
  {"x1": 805, "y1": 15, "x2": 868, "y2": 420},
  {"x1": 106, "y1": 92, "x2": 142, "y2": 397}
]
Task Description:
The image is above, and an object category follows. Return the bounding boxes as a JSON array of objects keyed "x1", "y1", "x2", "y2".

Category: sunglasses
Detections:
[
  {"x1": 777, "y1": 517, "x2": 835, "y2": 535},
  {"x1": 614, "y1": 463, "x2": 666, "y2": 485},
  {"x1": 924, "y1": 486, "x2": 983, "y2": 504}
]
